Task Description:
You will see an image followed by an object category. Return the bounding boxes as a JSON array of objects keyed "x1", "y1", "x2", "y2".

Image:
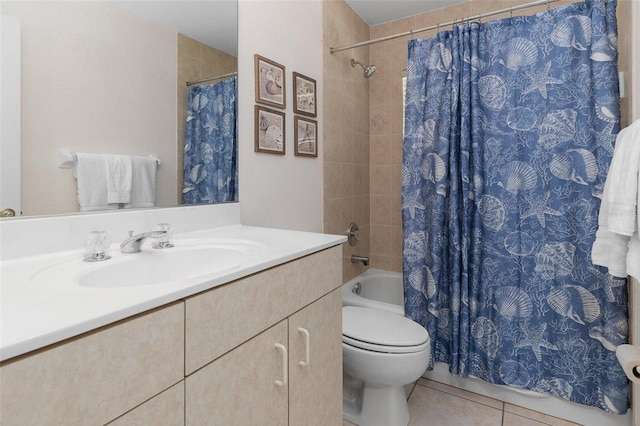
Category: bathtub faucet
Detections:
[{"x1": 351, "y1": 254, "x2": 369, "y2": 266}]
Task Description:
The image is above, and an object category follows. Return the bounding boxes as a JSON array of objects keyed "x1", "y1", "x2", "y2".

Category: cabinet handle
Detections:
[
  {"x1": 297, "y1": 327, "x2": 310, "y2": 367},
  {"x1": 274, "y1": 343, "x2": 288, "y2": 387}
]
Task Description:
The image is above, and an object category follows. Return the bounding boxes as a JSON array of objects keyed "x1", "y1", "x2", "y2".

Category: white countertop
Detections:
[{"x1": 0, "y1": 224, "x2": 346, "y2": 361}]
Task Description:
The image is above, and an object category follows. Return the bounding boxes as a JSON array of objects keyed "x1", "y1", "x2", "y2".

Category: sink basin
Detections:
[{"x1": 31, "y1": 239, "x2": 263, "y2": 289}]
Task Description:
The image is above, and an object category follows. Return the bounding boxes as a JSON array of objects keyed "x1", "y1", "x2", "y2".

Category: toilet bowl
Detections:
[{"x1": 342, "y1": 306, "x2": 430, "y2": 426}]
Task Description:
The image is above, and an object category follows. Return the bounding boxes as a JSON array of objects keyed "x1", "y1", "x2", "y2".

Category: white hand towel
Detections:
[
  {"x1": 607, "y1": 121, "x2": 640, "y2": 236},
  {"x1": 74, "y1": 153, "x2": 119, "y2": 212},
  {"x1": 592, "y1": 119, "x2": 640, "y2": 278},
  {"x1": 105, "y1": 154, "x2": 132, "y2": 204},
  {"x1": 124, "y1": 156, "x2": 157, "y2": 209},
  {"x1": 592, "y1": 166, "x2": 631, "y2": 277}
]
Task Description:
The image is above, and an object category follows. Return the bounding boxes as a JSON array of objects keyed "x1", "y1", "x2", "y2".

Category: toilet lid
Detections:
[{"x1": 342, "y1": 306, "x2": 430, "y2": 353}]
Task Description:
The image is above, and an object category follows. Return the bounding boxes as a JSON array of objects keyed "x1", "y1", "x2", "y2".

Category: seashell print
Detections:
[
  {"x1": 265, "y1": 80, "x2": 280, "y2": 95},
  {"x1": 188, "y1": 164, "x2": 207, "y2": 185},
  {"x1": 497, "y1": 161, "x2": 538, "y2": 193},
  {"x1": 547, "y1": 285, "x2": 601, "y2": 325},
  {"x1": 407, "y1": 267, "x2": 436, "y2": 300},
  {"x1": 550, "y1": 149, "x2": 597, "y2": 185},
  {"x1": 588, "y1": 316, "x2": 628, "y2": 351},
  {"x1": 538, "y1": 109, "x2": 576, "y2": 148},
  {"x1": 535, "y1": 378, "x2": 573, "y2": 400},
  {"x1": 591, "y1": 36, "x2": 616, "y2": 62},
  {"x1": 550, "y1": 15, "x2": 592, "y2": 51},
  {"x1": 506, "y1": 107, "x2": 537, "y2": 131},
  {"x1": 477, "y1": 195, "x2": 506, "y2": 232},
  {"x1": 493, "y1": 286, "x2": 533, "y2": 319},
  {"x1": 191, "y1": 93, "x2": 208, "y2": 112},
  {"x1": 505, "y1": 38, "x2": 538, "y2": 69},
  {"x1": 425, "y1": 267, "x2": 436, "y2": 299},
  {"x1": 535, "y1": 242, "x2": 575, "y2": 279},
  {"x1": 422, "y1": 153, "x2": 446, "y2": 183},
  {"x1": 471, "y1": 317, "x2": 499, "y2": 359},
  {"x1": 499, "y1": 361, "x2": 531, "y2": 388},
  {"x1": 595, "y1": 103, "x2": 617, "y2": 123},
  {"x1": 478, "y1": 75, "x2": 507, "y2": 111},
  {"x1": 404, "y1": 231, "x2": 428, "y2": 262},
  {"x1": 599, "y1": 385, "x2": 629, "y2": 415},
  {"x1": 427, "y1": 43, "x2": 452, "y2": 72},
  {"x1": 504, "y1": 232, "x2": 535, "y2": 256}
]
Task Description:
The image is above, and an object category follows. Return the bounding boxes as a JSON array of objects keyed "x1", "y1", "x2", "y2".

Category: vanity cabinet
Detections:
[
  {"x1": 0, "y1": 302, "x2": 185, "y2": 426},
  {"x1": 0, "y1": 245, "x2": 343, "y2": 426},
  {"x1": 185, "y1": 290, "x2": 341, "y2": 426},
  {"x1": 184, "y1": 246, "x2": 342, "y2": 425}
]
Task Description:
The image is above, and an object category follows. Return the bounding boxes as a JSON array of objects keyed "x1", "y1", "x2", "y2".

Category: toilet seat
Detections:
[{"x1": 342, "y1": 306, "x2": 430, "y2": 354}]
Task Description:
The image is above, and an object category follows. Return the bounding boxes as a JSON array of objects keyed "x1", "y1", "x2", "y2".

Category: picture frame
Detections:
[
  {"x1": 255, "y1": 105, "x2": 285, "y2": 155},
  {"x1": 255, "y1": 54, "x2": 286, "y2": 109},
  {"x1": 293, "y1": 72, "x2": 317, "y2": 117},
  {"x1": 294, "y1": 116, "x2": 318, "y2": 158}
]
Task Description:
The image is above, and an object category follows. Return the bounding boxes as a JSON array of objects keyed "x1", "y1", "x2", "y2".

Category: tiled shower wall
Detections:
[
  {"x1": 322, "y1": 0, "x2": 372, "y2": 282},
  {"x1": 177, "y1": 35, "x2": 237, "y2": 204}
]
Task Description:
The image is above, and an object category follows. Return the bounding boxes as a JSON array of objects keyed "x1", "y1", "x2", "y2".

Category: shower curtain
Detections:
[
  {"x1": 402, "y1": 0, "x2": 629, "y2": 413},
  {"x1": 183, "y1": 76, "x2": 238, "y2": 204}
]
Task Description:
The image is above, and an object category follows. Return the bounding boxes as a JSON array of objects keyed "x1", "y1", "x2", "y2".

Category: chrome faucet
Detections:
[
  {"x1": 120, "y1": 230, "x2": 167, "y2": 253},
  {"x1": 351, "y1": 254, "x2": 369, "y2": 266}
]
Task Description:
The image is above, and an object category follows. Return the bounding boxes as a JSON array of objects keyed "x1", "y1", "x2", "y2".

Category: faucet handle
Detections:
[
  {"x1": 152, "y1": 223, "x2": 174, "y2": 249},
  {"x1": 84, "y1": 230, "x2": 112, "y2": 262}
]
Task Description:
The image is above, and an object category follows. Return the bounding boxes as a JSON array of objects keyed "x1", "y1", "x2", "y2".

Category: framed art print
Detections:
[
  {"x1": 255, "y1": 54, "x2": 286, "y2": 109},
  {"x1": 294, "y1": 116, "x2": 317, "y2": 157},
  {"x1": 255, "y1": 105, "x2": 285, "y2": 154},
  {"x1": 293, "y1": 72, "x2": 316, "y2": 117}
]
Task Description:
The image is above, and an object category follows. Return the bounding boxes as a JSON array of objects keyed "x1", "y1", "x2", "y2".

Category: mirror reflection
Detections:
[{"x1": 1, "y1": 0, "x2": 238, "y2": 217}]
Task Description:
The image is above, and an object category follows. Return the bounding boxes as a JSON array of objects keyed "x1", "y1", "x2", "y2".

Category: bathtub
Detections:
[{"x1": 341, "y1": 269, "x2": 631, "y2": 426}]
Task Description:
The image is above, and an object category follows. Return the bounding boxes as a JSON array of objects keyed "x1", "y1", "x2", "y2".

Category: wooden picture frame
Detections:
[
  {"x1": 294, "y1": 116, "x2": 317, "y2": 158},
  {"x1": 255, "y1": 54, "x2": 286, "y2": 109},
  {"x1": 255, "y1": 105, "x2": 285, "y2": 155},
  {"x1": 293, "y1": 72, "x2": 316, "y2": 117}
]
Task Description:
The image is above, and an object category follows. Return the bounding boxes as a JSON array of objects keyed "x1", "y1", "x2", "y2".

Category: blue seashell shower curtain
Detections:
[
  {"x1": 402, "y1": 0, "x2": 629, "y2": 413},
  {"x1": 183, "y1": 76, "x2": 238, "y2": 204}
]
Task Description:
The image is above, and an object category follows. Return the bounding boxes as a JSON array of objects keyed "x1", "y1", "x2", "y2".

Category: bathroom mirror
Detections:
[{"x1": 1, "y1": 0, "x2": 238, "y2": 217}]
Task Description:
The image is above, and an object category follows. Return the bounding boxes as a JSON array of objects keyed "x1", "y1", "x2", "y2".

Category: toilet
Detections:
[{"x1": 342, "y1": 306, "x2": 431, "y2": 426}]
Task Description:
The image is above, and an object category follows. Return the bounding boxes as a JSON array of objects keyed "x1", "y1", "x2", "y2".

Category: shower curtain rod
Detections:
[
  {"x1": 329, "y1": 0, "x2": 560, "y2": 54},
  {"x1": 186, "y1": 71, "x2": 237, "y2": 87}
]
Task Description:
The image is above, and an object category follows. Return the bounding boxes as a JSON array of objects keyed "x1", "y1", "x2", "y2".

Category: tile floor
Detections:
[{"x1": 343, "y1": 378, "x2": 581, "y2": 426}]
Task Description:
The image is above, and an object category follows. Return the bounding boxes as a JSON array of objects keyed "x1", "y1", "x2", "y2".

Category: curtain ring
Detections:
[{"x1": 510, "y1": 7, "x2": 513, "y2": 18}]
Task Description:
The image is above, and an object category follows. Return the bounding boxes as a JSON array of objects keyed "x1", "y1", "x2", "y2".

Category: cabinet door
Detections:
[
  {"x1": 185, "y1": 320, "x2": 288, "y2": 426},
  {"x1": 288, "y1": 290, "x2": 342, "y2": 426}
]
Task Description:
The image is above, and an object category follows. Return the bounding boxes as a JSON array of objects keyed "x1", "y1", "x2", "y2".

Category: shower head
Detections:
[{"x1": 351, "y1": 59, "x2": 376, "y2": 78}]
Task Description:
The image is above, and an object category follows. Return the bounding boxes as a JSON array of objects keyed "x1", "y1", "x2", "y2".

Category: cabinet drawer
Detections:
[
  {"x1": 185, "y1": 246, "x2": 341, "y2": 374},
  {"x1": 0, "y1": 302, "x2": 184, "y2": 426},
  {"x1": 108, "y1": 382, "x2": 184, "y2": 426}
]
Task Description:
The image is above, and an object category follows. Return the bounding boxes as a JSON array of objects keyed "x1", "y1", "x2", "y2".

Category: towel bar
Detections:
[{"x1": 58, "y1": 148, "x2": 161, "y2": 169}]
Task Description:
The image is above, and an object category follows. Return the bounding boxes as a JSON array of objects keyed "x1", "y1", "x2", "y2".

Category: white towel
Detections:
[
  {"x1": 105, "y1": 154, "x2": 132, "y2": 204},
  {"x1": 592, "y1": 120, "x2": 640, "y2": 280},
  {"x1": 124, "y1": 156, "x2": 157, "y2": 209},
  {"x1": 74, "y1": 153, "x2": 119, "y2": 212},
  {"x1": 606, "y1": 122, "x2": 640, "y2": 236},
  {"x1": 592, "y1": 173, "x2": 631, "y2": 277}
]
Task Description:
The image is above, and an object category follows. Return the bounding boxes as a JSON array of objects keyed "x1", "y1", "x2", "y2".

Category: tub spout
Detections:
[{"x1": 351, "y1": 254, "x2": 369, "y2": 266}]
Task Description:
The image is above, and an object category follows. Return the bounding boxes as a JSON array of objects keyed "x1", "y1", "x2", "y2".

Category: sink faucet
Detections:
[{"x1": 120, "y1": 230, "x2": 167, "y2": 253}]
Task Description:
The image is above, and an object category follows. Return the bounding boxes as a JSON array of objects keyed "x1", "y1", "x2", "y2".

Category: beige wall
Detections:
[
  {"x1": 3, "y1": 1, "x2": 178, "y2": 216},
  {"x1": 177, "y1": 35, "x2": 237, "y2": 203},
  {"x1": 322, "y1": 0, "x2": 372, "y2": 282}
]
